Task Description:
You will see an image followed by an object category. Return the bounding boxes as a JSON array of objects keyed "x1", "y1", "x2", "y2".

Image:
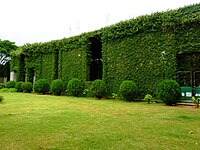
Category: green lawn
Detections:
[{"x1": 0, "y1": 92, "x2": 200, "y2": 150}]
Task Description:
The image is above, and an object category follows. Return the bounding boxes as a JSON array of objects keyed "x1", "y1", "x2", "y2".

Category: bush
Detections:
[
  {"x1": 67, "y1": 78, "x2": 84, "y2": 97},
  {"x1": 83, "y1": 88, "x2": 90, "y2": 97},
  {"x1": 15, "y1": 82, "x2": 24, "y2": 92},
  {"x1": 0, "y1": 96, "x2": 4, "y2": 102},
  {"x1": 0, "y1": 83, "x2": 5, "y2": 89},
  {"x1": 192, "y1": 96, "x2": 200, "y2": 108},
  {"x1": 83, "y1": 81, "x2": 92, "y2": 97},
  {"x1": 21, "y1": 82, "x2": 33, "y2": 93},
  {"x1": 9, "y1": 88, "x2": 17, "y2": 92},
  {"x1": 112, "y1": 93, "x2": 118, "y2": 99},
  {"x1": 50, "y1": 79, "x2": 64, "y2": 96},
  {"x1": 144, "y1": 94, "x2": 153, "y2": 104},
  {"x1": 5, "y1": 81, "x2": 16, "y2": 88},
  {"x1": 119, "y1": 80, "x2": 138, "y2": 101},
  {"x1": 34, "y1": 79, "x2": 50, "y2": 94},
  {"x1": 90, "y1": 79, "x2": 107, "y2": 99},
  {"x1": 0, "y1": 88, "x2": 10, "y2": 93},
  {"x1": 156, "y1": 80, "x2": 181, "y2": 105}
]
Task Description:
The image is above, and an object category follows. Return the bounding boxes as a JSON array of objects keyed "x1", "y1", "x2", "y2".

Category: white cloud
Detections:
[{"x1": 0, "y1": 0, "x2": 199, "y2": 46}]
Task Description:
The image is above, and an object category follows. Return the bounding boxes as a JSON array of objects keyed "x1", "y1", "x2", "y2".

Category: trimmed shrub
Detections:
[
  {"x1": 119, "y1": 80, "x2": 138, "y2": 101},
  {"x1": 21, "y1": 82, "x2": 33, "y2": 93},
  {"x1": 5, "y1": 81, "x2": 16, "y2": 88},
  {"x1": 67, "y1": 78, "x2": 84, "y2": 97},
  {"x1": 50, "y1": 79, "x2": 64, "y2": 96},
  {"x1": 90, "y1": 79, "x2": 107, "y2": 99},
  {"x1": 15, "y1": 82, "x2": 24, "y2": 92},
  {"x1": 0, "y1": 83, "x2": 5, "y2": 89},
  {"x1": 34, "y1": 79, "x2": 50, "y2": 94},
  {"x1": 0, "y1": 96, "x2": 4, "y2": 102},
  {"x1": 156, "y1": 80, "x2": 181, "y2": 105}
]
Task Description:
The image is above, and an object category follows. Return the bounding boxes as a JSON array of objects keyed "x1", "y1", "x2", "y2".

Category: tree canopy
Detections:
[{"x1": 0, "y1": 39, "x2": 17, "y2": 65}]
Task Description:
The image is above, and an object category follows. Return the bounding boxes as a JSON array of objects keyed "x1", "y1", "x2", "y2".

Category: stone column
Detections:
[
  {"x1": 10, "y1": 71, "x2": 17, "y2": 81},
  {"x1": 3, "y1": 77, "x2": 7, "y2": 83}
]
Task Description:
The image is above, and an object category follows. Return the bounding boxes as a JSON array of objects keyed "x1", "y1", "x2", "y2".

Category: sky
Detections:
[{"x1": 0, "y1": 0, "x2": 200, "y2": 46}]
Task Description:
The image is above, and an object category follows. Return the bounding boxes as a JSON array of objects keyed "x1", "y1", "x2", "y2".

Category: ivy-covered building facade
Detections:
[{"x1": 11, "y1": 4, "x2": 200, "y2": 97}]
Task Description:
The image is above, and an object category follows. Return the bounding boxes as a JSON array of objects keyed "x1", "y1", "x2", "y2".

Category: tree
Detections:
[
  {"x1": 0, "y1": 39, "x2": 17, "y2": 65},
  {"x1": 0, "y1": 39, "x2": 17, "y2": 78}
]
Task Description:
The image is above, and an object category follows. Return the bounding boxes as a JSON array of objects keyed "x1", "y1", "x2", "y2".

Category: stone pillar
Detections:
[
  {"x1": 3, "y1": 77, "x2": 7, "y2": 83},
  {"x1": 33, "y1": 75, "x2": 36, "y2": 83},
  {"x1": 10, "y1": 71, "x2": 17, "y2": 81}
]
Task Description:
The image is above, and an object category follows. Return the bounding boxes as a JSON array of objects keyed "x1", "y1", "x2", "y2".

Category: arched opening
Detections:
[{"x1": 27, "y1": 68, "x2": 35, "y2": 83}]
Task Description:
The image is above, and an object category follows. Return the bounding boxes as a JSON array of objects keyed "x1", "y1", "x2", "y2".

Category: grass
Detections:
[{"x1": 0, "y1": 92, "x2": 200, "y2": 150}]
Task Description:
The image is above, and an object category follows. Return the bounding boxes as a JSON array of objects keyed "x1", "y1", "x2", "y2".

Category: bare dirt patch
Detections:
[{"x1": 176, "y1": 103, "x2": 199, "y2": 110}]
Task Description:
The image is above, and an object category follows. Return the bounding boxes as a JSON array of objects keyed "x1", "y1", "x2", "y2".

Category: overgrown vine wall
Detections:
[
  {"x1": 101, "y1": 31, "x2": 176, "y2": 96},
  {"x1": 100, "y1": 4, "x2": 200, "y2": 96},
  {"x1": 10, "y1": 31, "x2": 101, "y2": 85},
  {"x1": 11, "y1": 4, "x2": 200, "y2": 97}
]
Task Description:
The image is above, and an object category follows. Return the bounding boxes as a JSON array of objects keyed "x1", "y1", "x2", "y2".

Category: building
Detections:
[{"x1": 11, "y1": 4, "x2": 200, "y2": 97}]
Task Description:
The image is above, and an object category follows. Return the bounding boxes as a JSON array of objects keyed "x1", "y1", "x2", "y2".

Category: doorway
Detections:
[
  {"x1": 88, "y1": 36, "x2": 102, "y2": 81},
  {"x1": 177, "y1": 53, "x2": 200, "y2": 87}
]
